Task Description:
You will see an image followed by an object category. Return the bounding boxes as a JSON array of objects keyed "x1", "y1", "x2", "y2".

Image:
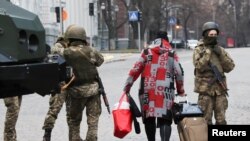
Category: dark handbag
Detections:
[
  {"x1": 127, "y1": 94, "x2": 141, "y2": 134},
  {"x1": 128, "y1": 95, "x2": 141, "y2": 117}
]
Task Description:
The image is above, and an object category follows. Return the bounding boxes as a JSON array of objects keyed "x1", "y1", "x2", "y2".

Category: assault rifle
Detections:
[
  {"x1": 97, "y1": 75, "x2": 111, "y2": 114},
  {"x1": 209, "y1": 63, "x2": 229, "y2": 97}
]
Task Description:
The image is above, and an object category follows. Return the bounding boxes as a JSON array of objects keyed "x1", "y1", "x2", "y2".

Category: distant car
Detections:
[
  {"x1": 187, "y1": 39, "x2": 198, "y2": 50},
  {"x1": 170, "y1": 39, "x2": 185, "y2": 49}
]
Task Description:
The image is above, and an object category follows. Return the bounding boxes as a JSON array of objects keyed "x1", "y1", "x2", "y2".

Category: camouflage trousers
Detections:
[
  {"x1": 66, "y1": 94, "x2": 101, "y2": 141},
  {"x1": 4, "y1": 96, "x2": 22, "y2": 141},
  {"x1": 42, "y1": 92, "x2": 66, "y2": 130},
  {"x1": 198, "y1": 94, "x2": 228, "y2": 125}
]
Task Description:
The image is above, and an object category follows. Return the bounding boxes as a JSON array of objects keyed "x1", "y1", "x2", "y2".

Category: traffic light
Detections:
[
  {"x1": 55, "y1": 7, "x2": 63, "y2": 23},
  {"x1": 138, "y1": 11, "x2": 142, "y2": 21},
  {"x1": 89, "y1": 3, "x2": 94, "y2": 16}
]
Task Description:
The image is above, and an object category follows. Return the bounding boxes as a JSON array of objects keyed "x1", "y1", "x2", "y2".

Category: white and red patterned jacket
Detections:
[{"x1": 123, "y1": 38, "x2": 185, "y2": 119}]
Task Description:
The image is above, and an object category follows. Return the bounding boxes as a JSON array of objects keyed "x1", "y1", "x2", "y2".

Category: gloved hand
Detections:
[{"x1": 212, "y1": 46, "x2": 222, "y2": 56}]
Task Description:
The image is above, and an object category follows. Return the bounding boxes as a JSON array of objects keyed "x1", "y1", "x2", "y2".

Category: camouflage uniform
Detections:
[
  {"x1": 193, "y1": 39, "x2": 235, "y2": 125},
  {"x1": 42, "y1": 37, "x2": 68, "y2": 130},
  {"x1": 4, "y1": 96, "x2": 22, "y2": 141},
  {"x1": 42, "y1": 37, "x2": 69, "y2": 141},
  {"x1": 42, "y1": 92, "x2": 66, "y2": 130},
  {"x1": 63, "y1": 25, "x2": 104, "y2": 141}
]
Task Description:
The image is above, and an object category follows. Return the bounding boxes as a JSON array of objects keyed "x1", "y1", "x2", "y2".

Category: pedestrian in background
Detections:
[
  {"x1": 193, "y1": 21, "x2": 235, "y2": 125},
  {"x1": 63, "y1": 25, "x2": 104, "y2": 141},
  {"x1": 122, "y1": 31, "x2": 185, "y2": 141},
  {"x1": 3, "y1": 96, "x2": 22, "y2": 141}
]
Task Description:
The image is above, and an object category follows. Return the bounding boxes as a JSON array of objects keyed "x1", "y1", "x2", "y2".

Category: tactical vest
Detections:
[{"x1": 64, "y1": 45, "x2": 98, "y2": 84}]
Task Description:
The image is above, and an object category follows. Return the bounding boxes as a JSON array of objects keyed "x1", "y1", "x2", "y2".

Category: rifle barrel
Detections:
[
  {"x1": 98, "y1": 75, "x2": 111, "y2": 114},
  {"x1": 102, "y1": 95, "x2": 111, "y2": 114}
]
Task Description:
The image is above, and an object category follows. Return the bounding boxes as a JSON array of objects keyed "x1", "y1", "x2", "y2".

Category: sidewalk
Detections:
[{"x1": 103, "y1": 53, "x2": 133, "y2": 63}]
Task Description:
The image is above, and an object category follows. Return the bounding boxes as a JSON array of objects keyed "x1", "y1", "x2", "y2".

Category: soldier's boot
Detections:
[{"x1": 43, "y1": 129, "x2": 52, "y2": 141}]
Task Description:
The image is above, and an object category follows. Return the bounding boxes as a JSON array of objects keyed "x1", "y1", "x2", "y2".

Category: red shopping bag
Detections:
[{"x1": 112, "y1": 92, "x2": 132, "y2": 138}]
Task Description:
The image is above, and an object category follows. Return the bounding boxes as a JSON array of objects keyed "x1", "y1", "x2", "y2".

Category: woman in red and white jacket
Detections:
[{"x1": 123, "y1": 31, "x2": 185, "y2": 141}]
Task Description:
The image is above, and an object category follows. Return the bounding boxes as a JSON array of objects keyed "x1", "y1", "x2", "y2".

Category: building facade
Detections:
[{"x1": 10, "y1": 0, "x2": 98, "y2": 47}]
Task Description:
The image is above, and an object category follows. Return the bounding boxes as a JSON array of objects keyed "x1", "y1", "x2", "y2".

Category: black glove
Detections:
[{"x1": 213, "y1": 46, "x2": 222, "y2": 56}]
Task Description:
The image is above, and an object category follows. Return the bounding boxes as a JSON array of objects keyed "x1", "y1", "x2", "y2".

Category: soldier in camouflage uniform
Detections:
[
  {"x1": 193, "y1": 22, "x2": 235, "y2": 125},
  {"x1": 42, "y1": 25, "x2": 75, "y2": 141},
  {"x1": 63, "y1": 25, "x2": 104, "y2": 141},
  {"x1": 3, "y1": 96, "x2": 22, "y2": 141}
]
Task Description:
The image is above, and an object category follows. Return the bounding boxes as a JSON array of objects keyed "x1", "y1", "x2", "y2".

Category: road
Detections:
[{"x1": 1, "y1": 48, "x2": 250, "y2": 141}]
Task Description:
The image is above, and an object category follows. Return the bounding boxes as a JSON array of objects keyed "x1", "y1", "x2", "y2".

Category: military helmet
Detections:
[
  {"x1": 202, "y1": 22, "x2": 219, "y2": 36},
  {"x1": 64, "y1": 25, "x2": 86, "y2": 41},
  {"x1": 63, "y1": 24, "x2": 76, "y2": 38}
]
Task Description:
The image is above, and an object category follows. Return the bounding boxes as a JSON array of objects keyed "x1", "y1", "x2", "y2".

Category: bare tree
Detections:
[{"x1": 100, "y1": 0, "x2": 250, "y2": 49}]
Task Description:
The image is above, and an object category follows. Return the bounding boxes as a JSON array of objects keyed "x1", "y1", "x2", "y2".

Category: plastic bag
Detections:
[{"x1": 112, "y1": 93, "x2": 132, "y2": 138}]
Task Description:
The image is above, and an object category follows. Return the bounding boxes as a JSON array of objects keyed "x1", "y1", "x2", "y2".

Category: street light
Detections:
[
  {"x1": 126, "y1": 0, "x2": 131, "y2": 48},
  {"x1": 101, "y1": 2, "x2": 105, "y2": 50},
  {"x1": 167, "y1": 5, "x2": 181, "y2": 42},
  {"x1": 114, "y1": 5, "x2": 119, "y2": 49},
  {"x1": 125, "y1": 0, "x2": 130, "y2": 6},
  {"x1": 174, "y1": 25, "x2": 180, "y2": 50},
  {"x1": 229, "y1": 0, "x2": 237, "y2": 47},
  {"x1": 167, "y1": 5, "x2": 191, "y2": 46},
  {"x1": 232, "y1": 0, "x2": 237, "y2": 47}
]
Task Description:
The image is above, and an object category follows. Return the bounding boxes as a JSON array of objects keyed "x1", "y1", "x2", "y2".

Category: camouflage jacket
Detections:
[
  {"x1": 63, "y1": 43, "x2": 104, "y2": 98},
  {"x1": 193, "y1": 39, "x2": 235, "y2": 96},
  {"x1": 51, "y1": 38, "x2": 67, "y2": 55}
]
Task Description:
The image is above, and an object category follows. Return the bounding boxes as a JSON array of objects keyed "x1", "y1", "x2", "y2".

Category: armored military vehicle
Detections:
[{"x1": 0, "y1": 0, "x2": 67, "y2": 98}]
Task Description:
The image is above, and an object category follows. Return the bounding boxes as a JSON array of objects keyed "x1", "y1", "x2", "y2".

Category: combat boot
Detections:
[{"x1": 43, "y1": 129, "x2": 52, "y2": 141}]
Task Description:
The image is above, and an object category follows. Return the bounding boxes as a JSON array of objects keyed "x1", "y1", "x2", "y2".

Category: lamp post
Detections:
[
  {"x1": 167, "y1": 5, "x2": 191, "y2": 47},
  {"x1": 212, "y1": 0, "x2": 216, "y2": 21},
  {"x1": 114, "y1": 5, "x2": 119, "y2": 49},
  {"x1": 233, "y1": 0, "x2": 237, "y2": 47},
  {"x1": 167, "y1": 5, "x2": 181, "y2": 42},
  {"x1": 126, "y1": 0, "x2": 131, "y2": 48},
  {"x1": 229, "y1": 0, "x2": 237, "y2": 47},
  {"x1": 175, "y1": 25, "x2": 180, "y2": 50},
  {"x1": 59, "y1": 0, "x2": 64, "y2": 34},
  {"x1": 101, "y1": 2, "x2": 105, "y2": 50}
]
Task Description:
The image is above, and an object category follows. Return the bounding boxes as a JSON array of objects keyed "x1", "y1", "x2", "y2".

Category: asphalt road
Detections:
[{"x1": 1, "y1": 48, "x2": 250, "y2": 141}]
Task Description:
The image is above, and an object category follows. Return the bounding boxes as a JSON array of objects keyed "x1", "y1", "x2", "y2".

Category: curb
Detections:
[
  {"x1": 103, "y1": 54, "x2": 114, "y2": 63},
  {"x1": 103, "y1": 53, "x2": 133, "y2": 63}
]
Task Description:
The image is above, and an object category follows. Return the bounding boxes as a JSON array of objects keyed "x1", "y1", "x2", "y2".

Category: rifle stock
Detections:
[{"x1": 209, "y1": 63, "x2": 229, "y2": 97}]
